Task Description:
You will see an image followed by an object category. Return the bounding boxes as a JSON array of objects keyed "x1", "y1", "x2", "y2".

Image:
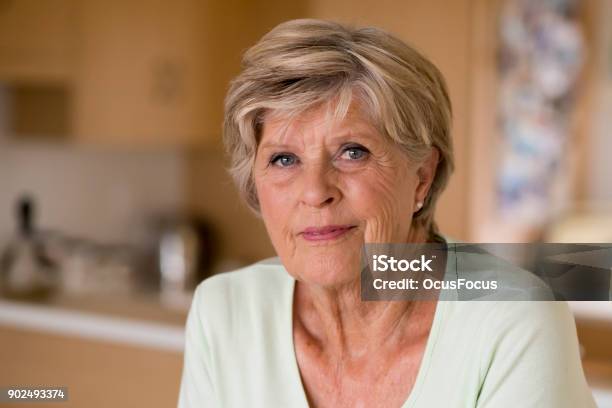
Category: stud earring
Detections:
[{"x1": 415, "y1": 201, "x2": 423, "y2": 211}]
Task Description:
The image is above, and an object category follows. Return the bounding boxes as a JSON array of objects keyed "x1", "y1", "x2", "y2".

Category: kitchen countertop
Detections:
[{"x1": 0, "y1": 291, "x2": 190, "y2": 352}]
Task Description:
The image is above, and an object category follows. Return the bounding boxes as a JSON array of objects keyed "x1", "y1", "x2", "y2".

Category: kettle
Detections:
[
  {"x1": 156, "y1": 216, "x2": 216, "y2": 307},
  {"x1": 0, "y1": 195, "x2": 59, "y2": 299}
]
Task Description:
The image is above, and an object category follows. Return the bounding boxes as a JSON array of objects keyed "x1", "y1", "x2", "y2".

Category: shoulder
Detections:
[
  {"x1": 446, "y1": 300, "x2": 578, "y2": 348},
  {"x1": 189, "y1": 257, "x2": 293, "y2": 341},
  {"x1": 179, "y1": 259, "x2": 294, "y2": 406},
  {"x1": 464, "y1": 301, "x2": 595, "y2": 407},
  {"x1": 442, "y1": 300, "x2": 578, "y2": 352},
  {"x1": 480, "y1": 301, "x2": 578, "y2": 348},
  {"x1": 440, "y1": 301, "x2": 584, "y2": 386},
  {"x1": 195, "y1": 257, "x2": 290, "y2": 302}
]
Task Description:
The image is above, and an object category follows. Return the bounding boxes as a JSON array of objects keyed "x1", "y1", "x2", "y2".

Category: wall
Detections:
[
  {"x1": 186, "y1": 150, "x2": 275, "y2": 265},
  {"x1": 589, "y1": 0, "x2": 612, "y2": 205},
  {"x1": 0, "y1": 141, "x2": 186, "y2": 249}
]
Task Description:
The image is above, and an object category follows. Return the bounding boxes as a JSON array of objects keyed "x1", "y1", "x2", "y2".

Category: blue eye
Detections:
[
  {"x1": 270, "y1": 153, "x2": 297, "y2": 167},
  {"x1": 341, "y1": 145, "x2": 369, "y2": 161}
]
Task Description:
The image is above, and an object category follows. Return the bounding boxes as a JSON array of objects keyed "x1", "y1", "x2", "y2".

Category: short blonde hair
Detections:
[{"x1": 223, "y1": 19, "x2": 454, "y2": 240}]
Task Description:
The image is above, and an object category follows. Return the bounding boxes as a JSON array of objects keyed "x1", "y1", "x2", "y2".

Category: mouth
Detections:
[{"x1": 300, "y1": 225, "x2": 358, "y2": 242}]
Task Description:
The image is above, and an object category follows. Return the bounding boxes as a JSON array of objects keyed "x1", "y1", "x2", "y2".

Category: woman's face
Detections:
[{"x1": 254, "y1": 102, "x2": 437, "y2": 288}]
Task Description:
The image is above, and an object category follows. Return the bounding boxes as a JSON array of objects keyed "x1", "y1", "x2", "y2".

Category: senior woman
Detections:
[{"x1": 178, "y1": 19, "x2": 595, "y2": 407}]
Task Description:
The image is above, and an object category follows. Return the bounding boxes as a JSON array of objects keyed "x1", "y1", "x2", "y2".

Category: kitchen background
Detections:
[{"x1": 0, "y1": 0, "x2": 610, "y2": 407}]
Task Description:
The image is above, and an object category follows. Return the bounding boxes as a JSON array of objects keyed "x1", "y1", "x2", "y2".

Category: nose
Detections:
[{"x1": 299, "y1": 161, "x2": 340, "y2": 209}]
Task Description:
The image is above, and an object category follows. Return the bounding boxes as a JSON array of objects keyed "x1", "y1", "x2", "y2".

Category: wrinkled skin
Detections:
[{"x1": 254, "y1": 102, "x2": 438, "y2": 288}]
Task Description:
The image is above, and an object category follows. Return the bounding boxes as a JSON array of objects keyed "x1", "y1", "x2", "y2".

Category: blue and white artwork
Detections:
[{"x1": 497, "y1": 0, "x2": 584, "y2": 224}]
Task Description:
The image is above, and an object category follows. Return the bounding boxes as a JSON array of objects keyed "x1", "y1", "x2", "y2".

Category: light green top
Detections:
[{"x1": 177, "y1": 259, "x2": 596, "y2": 407}]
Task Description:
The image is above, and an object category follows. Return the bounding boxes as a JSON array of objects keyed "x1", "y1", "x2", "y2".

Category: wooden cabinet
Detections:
[
  {"x1": 72, "y1": 0, "x2": 214, "y2": 146},
  {"x1": 1, "y1": 0, "x2": 241, "y2": 147},
  {"x1": 0, "y1": 0, "x2": 77, "y2": 83}
]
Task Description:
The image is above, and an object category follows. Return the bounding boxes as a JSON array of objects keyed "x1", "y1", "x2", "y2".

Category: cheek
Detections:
[
  {"x1": 257, "y1": 180, "x2": 286, "y2": 226},
  {"x1": 254, "y1": 164, "x2": 299, "y2": 215},
  {"x1": 342, "y1": 166, "x2": 417, "y2": 240},
  {"x1": 255, "y1": 177, "x2": 298, "y2": 252}
]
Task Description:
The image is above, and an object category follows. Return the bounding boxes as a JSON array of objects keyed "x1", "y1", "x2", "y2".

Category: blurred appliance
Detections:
[
  {"x1": 0, "y1": 195, "x2": 59, "y2": 299},
  {"x1": 156, "y1": 216, "x2": 216, "y2": 308},
  {"x1": 58, "y1": 240, "x2": 136, "y2": 296}
]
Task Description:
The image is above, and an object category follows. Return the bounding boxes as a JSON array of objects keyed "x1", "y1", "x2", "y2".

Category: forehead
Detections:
[{"x1": 259, "y1": 101, "x2": 380, "y2": 146}]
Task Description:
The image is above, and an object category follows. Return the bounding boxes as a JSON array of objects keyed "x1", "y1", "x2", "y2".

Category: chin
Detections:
[{"x1": 290, "y1": 245, "x2": 363, "y2": 288}]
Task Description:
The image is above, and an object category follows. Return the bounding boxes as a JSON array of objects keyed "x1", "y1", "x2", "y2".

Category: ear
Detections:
[{"x1": 415, "y1": 147, "x2": 440, "y2": 203}]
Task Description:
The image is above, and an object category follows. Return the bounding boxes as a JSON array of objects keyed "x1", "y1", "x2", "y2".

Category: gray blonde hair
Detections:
[{"x1": 223, "y1": 19, "x2": 454, "y2": 240}]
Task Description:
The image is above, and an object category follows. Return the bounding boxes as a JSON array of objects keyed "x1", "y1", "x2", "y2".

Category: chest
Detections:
[{"x1": 293, "y1": 334, "x2": 428, "y2": 408}]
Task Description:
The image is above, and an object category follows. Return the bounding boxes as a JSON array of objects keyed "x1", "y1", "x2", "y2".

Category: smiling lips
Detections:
[{"x1": 300, "y1": 225, "x2": 357, "y2": 241}]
